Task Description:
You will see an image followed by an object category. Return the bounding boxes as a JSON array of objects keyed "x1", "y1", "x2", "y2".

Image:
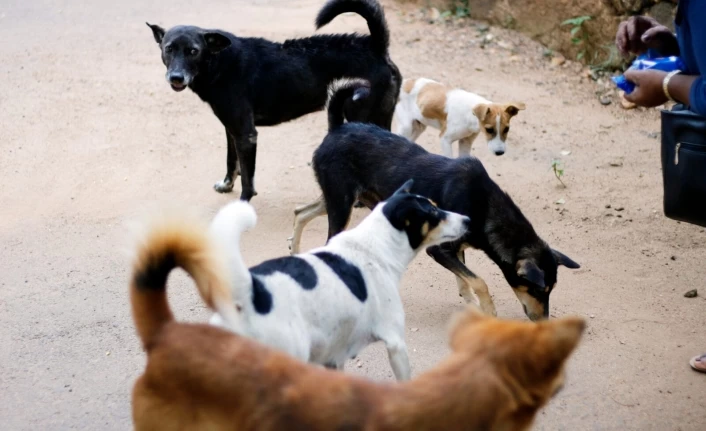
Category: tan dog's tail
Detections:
[{"x1": 130, "y1": 212, "x2": 240, "y2": 350}]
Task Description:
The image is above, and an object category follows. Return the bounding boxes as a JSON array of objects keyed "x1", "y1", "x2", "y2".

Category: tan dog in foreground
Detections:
[{"x1": 130, "y1": 213, "x2": 585, "y2": 431}]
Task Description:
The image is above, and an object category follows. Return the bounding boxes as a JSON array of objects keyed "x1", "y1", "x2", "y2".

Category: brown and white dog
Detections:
[
  {"x1": 395, "y1": 78, "x2": 525, "y2": 157},
  {"x1": 130, "y1": 211, "x2": 585, "y2": 431}
]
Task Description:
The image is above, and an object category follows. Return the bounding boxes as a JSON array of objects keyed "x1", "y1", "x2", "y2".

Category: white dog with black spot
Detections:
[{"x1": 208, "y1": 180, "x2": 470, "y2": 380}]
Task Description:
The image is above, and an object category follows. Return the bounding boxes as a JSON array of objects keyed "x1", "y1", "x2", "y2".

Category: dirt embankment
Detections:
[{"x1": 396, "y1": 0, "x2": 676, "y2": 67}]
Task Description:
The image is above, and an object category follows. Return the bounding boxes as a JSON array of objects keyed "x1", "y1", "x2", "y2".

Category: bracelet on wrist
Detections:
[{"x1": 663, "y1": 70, "x2": 681, "y2": 102}]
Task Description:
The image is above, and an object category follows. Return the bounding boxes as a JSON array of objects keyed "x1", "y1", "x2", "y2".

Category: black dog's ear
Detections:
[
  {"x1": 146, "y1": 22, "x2": 166, "y2": 44},
  {"x1": 552, "y1": 249, "x2": 580, "y2": 269},
  {"x1": 392, "y1": 179, "x2": 414, "y2": 197},
  {"x1": 517, "y1": 259, "x2": 546, "y2": 288},
  {"x1": 203, "y1": 32, "x2": 232, "y2": 53}
]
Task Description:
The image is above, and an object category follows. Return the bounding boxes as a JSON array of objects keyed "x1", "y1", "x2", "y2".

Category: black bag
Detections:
[{"x1": 661, "y1": 104, "x2": 706, "y2": 227}]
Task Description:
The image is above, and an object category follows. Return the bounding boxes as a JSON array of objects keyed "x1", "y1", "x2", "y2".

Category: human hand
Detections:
[
  {"x1": 623, "y1": 69, "x2": 669, "y2": 107},
  {"x1": 615, "y1": 16, "x2": 679, "y2": 57}
]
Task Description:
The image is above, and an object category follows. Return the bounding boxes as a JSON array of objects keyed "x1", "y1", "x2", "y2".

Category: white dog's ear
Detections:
[
  {"x1": 392, "y1": 179, "x2": 414, "y2": 196},
  {"x1": 505, "y1": 102, "x2": 526, "y2": 116}
]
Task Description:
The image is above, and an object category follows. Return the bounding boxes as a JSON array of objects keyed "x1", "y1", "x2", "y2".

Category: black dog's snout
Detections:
[{"x1": 169, "y1": 73, "x2": 185, "y2": 84}]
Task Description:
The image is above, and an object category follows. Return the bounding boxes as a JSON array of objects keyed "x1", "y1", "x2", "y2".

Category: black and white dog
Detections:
[
  {"x1": 146, "y1": 0, "x2": 402, "y2": 201},
  {"x1": 208, "y1": 183, "x2": 469, "y2": 380},
  {"x1": 290, "y1": 81, "x2": 581, "y2": 321}
]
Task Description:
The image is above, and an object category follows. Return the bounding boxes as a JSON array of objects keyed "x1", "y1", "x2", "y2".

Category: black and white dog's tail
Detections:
[
  {"x1": 210, "y1": 201, "x2": 258, "y2": 309},
  {"x1": 326, "y1": 79, "x2": 372, "y2": 131},
  {"x1": 316, "y1": 0, "x2": 390, "y2": 56}
]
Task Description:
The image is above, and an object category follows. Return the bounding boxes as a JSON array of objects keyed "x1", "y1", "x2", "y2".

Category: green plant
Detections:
[
  {"x1": 454, "y1": 0, "x2": 470, "y2": 18},
  {"x1": 440, "y1": 0, "x2": 470, "y2": 20},
  {"x1": 501, "y1": 14, "x2": 516, "y2": 29},
  {"x1": 550, "y1": 159, "x2": 567, "y2": 188},
  {"x1": 561, "y1": 15, "x2": 592, "y2": 61}
]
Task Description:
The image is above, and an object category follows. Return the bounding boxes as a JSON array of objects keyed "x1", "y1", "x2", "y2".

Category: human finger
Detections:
[
  {"x1": 616, "y1": 21, "x2": 630, "y2": 56},
  {"x1": 623, "y1": 69, "x2": 641, "y2": 83},
  {"x1": 625, "y1": 17, "x2": 640, "y2": 53}
]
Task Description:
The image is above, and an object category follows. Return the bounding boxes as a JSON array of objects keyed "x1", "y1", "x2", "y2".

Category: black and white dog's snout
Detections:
[{"x1": 437, "y1": 211, "x2": 471, "y2": 243}]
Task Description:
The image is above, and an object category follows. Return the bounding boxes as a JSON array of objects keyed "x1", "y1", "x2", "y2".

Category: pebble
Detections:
[
  {"x1": 684, "y1": 289, "x2": 698, "y2": 298},
  {"x1": 550, "y1": 55, "x2": 566, "y2": 67},
  {"x1": 411, "y1": 327, "x2": 419, "y2": 332},
  {"x1": 609, "y1": 161, "x2": 623, "y2": 167},
  {"x1": 590, "y1": 314, "x2": 595, "y2": 319},
  {"x1": 356, "y1": 361, "x2": 363, "y2": 368},
  {"x1": 615, "y1": 206, "x2": 625, "y2": 212},
  {"x1": 428, "y1": 7, "x2": 440, "y2": 23},
  {"x1": 605, "y1": 204, "x2": 612, "y2": 209},
  {"x1": 599, "y1": 95, "x2": 612, "y2": 106}
]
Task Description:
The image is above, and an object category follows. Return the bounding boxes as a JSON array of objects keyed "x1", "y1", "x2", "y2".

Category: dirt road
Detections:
[{"x1": 1, "y1": 0, "x2": 705, "y2": 429}]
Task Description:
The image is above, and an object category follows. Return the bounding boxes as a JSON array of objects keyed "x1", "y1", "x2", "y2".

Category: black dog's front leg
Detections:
[
  {"x1": 214, "y1": 129, "x2": 239, "y2": 193},
  {"x1": 426, "y1": 243, "x2": 497, "y2": 316},
  {"x1": 235, "y1": 130, "x2": 258, "y2": 201},
  {"x1": 230, "y1": 114, "x2": 258, "y2": 201}
]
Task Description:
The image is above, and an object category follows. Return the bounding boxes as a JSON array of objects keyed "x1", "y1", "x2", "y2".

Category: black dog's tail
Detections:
[
  {"x1": 327, "y1": 79, "x2": 371, "y2": 131},
  {"x1": 316, "y1": 0, "x2": 390, "y2": 56}
]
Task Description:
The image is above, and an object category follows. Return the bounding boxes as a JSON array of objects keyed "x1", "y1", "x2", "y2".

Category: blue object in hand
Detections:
[{"x1": 612, "y1": 51, "x2": 685, "y2": 94}]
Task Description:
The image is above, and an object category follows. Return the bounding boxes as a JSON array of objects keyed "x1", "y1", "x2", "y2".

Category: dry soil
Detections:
[{"x1": 1, "y1": 0, "x2": 705, "y2": 429}]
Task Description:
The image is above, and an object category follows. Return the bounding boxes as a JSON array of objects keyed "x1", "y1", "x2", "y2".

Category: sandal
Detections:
[{"x1": 689, "y1": 353, "x2": 706, "y2": 373}]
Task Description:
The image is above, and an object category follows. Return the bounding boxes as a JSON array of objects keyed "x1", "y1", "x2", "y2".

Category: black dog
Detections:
[
  {"x1": 290, "y1": 80, "x2": 580, "y2": 321},
  {"x1": 146, "y1": 0, "x2": 402, "y2": 201}
]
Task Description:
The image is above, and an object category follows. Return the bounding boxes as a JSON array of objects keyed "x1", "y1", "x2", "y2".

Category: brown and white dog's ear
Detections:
[
  {"x1": 545, "y1": 317, "x2": 585, "y2": 365},
  {"x1": 473, "y1": 104, "x2": 490, "y2": 121},
  {"x1": 505, "y1": 102, "x2": 526, "y2": 117},
  {"x1": 146, "y1": 22, "x2": 166, "y2": 44}
]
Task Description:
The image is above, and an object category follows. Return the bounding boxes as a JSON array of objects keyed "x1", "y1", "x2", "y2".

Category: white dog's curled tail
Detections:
[{"x1": 210, "y1": 201, "x2": 258, "y2": 303}]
